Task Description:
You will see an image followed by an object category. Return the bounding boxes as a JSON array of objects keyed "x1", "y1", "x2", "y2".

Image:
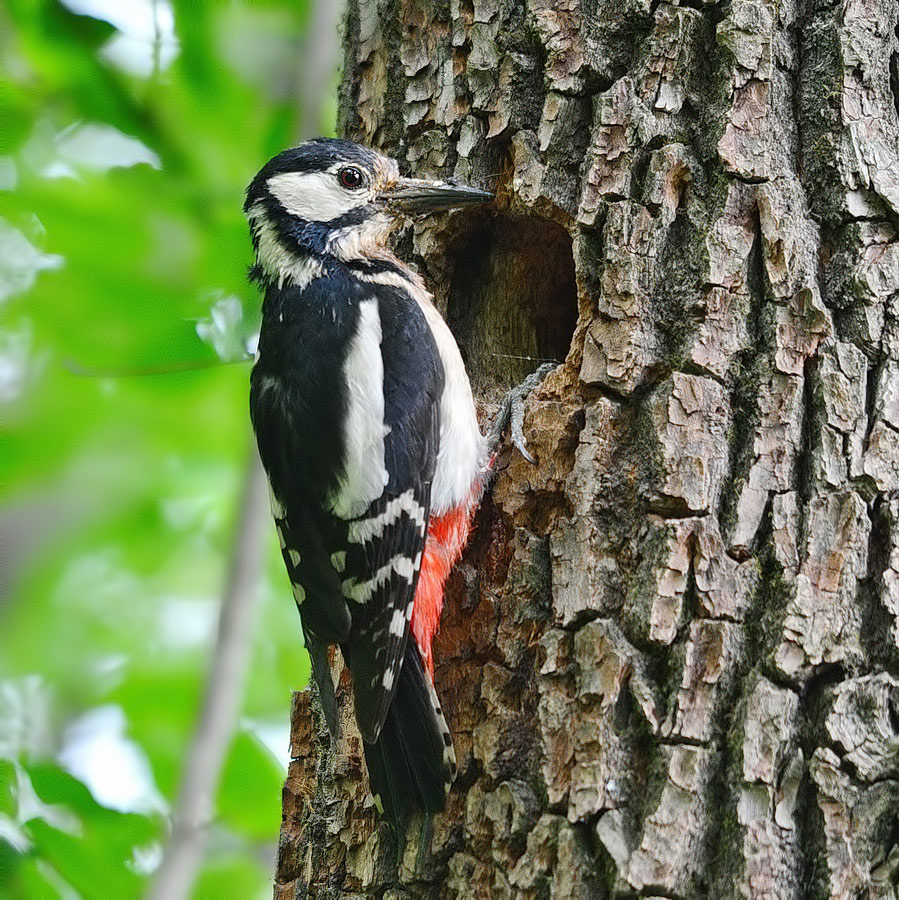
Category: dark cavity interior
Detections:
[{"x1": 446, "y1": 214, "x2": 578, "y2": 396}]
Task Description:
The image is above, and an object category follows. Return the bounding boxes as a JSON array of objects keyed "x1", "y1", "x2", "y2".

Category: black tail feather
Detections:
[
  {"x1": 306, "y1": 634, "x2": 339, "y2": 741},
  {"x1": 362, "y1": 641, "x2": 455, "y2": 826}
]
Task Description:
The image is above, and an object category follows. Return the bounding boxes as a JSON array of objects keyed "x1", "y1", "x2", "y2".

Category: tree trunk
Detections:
[{"x1": 275, "y1": 0, "x2": 899, "y2": 896}]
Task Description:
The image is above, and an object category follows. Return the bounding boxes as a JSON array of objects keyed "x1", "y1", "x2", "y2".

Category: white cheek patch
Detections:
[{"x1": 267, "y1": 170, "x2": 370, "y2": 222}]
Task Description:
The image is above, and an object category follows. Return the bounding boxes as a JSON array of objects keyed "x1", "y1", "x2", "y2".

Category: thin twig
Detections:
[
  {"x1": 296, "y1": 0, "x2": 344, "y2": 139},
  {"x1": 64, "y1": 355, "x2": 250, "y2": 378},
  {"x1": 147, "y1": 450, "x2": 268, "y2": 900}
]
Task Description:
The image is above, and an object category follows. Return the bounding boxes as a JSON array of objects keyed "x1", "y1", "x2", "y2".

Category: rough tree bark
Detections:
[{"x1": 275, "y1": 0, "x2": 899, "y2": 896}]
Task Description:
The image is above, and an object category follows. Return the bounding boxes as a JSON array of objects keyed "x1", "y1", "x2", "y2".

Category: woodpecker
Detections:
[{"x1": 246, "y1": 138, "x2": 531, "y2": 824}]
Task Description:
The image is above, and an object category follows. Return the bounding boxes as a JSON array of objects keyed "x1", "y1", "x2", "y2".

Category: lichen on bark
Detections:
[{"x1": 276, "y1": 0, "x2": 899, "y2": 897}]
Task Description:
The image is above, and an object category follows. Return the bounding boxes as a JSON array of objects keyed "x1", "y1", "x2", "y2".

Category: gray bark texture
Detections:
[{"x1": 275, "y1": 0, "x2": 899, "y2": 896}]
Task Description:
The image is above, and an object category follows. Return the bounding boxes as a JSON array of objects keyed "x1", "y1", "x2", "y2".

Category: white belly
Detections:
[{"x1": 414, "y1": 295, "x2": 487, "y2": 514}]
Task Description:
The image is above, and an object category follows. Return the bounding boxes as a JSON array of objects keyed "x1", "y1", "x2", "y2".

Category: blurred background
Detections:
[{"x1": 1, "y1": 1, "x2": 342, "y2": 896}]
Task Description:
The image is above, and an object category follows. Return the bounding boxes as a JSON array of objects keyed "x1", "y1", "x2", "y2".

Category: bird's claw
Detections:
[
  {"x1": 487, "y1": 362, "x2": 556, "y2": 466},
  {"x1": 515, "y1": 439, "x2": 537, "y2": 466},
  {"x1": 509, "y1": 388, "x2": 537, "y2": 464}
]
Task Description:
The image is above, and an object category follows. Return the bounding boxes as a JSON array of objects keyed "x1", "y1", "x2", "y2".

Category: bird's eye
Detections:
[{"x1": 338, "y1": 166, "x2": 365, "y2": 190}]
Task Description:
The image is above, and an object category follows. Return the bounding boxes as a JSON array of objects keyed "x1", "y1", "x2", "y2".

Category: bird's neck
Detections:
[
  {"x1": 249, "y1": 203, "x2": 410, "y2": 291},
  {"x1": 248, "y1": 207, "x2": 326, "y2": 290}
]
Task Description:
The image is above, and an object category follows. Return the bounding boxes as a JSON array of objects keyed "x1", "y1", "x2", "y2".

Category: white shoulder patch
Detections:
[
  {"x1": 267, "y1": 169, "x2": 368, "y2": 223},
  {"x1": 328, "y1": 299, "x2": 389, "y2": 519}
]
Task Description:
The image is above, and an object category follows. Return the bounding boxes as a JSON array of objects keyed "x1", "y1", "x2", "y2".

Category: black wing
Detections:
[
  {"x1": 339, "y1": 280, "x2": 444, "y2": 743},
  {"x1": 250, "y1": 272, "x2": 444, "y2": 745},
  {"x1": 250, "y1": 273, "x2": 359, "y2": 647}
]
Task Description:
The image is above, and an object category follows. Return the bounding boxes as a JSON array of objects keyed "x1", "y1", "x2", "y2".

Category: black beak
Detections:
[{"x1": 379, "y1": 176, "x2": 494, "y2": 214}]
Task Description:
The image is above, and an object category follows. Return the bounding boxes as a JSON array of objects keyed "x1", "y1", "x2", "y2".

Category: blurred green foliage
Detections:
[{"x1": 1, "y1": 1, "x2": 331, "y2": 895}]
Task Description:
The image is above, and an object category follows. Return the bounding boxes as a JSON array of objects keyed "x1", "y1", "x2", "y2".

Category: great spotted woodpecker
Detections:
[{"x1": 245, "y1": 138, "x2": 539, "y2": 824}]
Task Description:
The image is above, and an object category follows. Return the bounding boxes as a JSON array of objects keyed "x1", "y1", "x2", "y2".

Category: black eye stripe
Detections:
[{"x1": 338, "y1": 166, "x2": 366, "y2": 189}]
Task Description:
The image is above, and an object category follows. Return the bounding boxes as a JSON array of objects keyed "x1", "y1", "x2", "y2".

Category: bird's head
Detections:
[{"x1": 245, "y1": 138, "x2": 492, "y2": 282}]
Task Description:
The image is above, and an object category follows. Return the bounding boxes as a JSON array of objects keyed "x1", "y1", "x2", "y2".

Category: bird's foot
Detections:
[{"x1": 485, "y1": 363, "x2": 556, "y2": 466}]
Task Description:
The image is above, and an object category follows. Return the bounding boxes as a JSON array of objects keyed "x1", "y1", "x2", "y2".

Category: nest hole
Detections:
[{"x1": 446, "y1": 214, "x2": 578, "y2": 397}]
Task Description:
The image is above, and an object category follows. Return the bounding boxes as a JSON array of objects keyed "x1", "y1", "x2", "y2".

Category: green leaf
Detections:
[
  {"x1": 19, "y1": 762, "x2": 159, "y2": 899},
  {"x1": 25, "y1": 762, "x2": 158, "y2": 850},
  {"x1": 16, "y1": 856, "x2": 66, "y2": 900},
  {"x1": 0, "y1": 839, "x2": 24, "y2": 894},
  {"x1": 26, "y1": 762, "x2": 97, "y2": 812},
  {"x1": 0, "y1": 760, "x2": 17, "y2": 817},
  {"x1": 25, "y1": 819, "x2": 143, "y2": 899}
]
